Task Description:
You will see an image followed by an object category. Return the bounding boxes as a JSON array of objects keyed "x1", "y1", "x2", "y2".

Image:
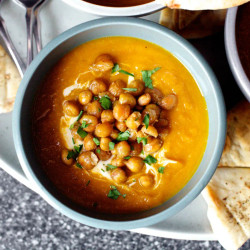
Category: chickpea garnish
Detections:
[
  {"x1": 93, "y1": 54, "x2": 114, "y2": 72},
  {"x1": 125, "y1": 156, "x2": 144, "y2": 173},
  {"x1": 139, "y1": 175, "x2": 154, "y2": 187},
  {"x1": 95, "y1": 122, "x2": 113, "y2": 138},
  {"x1": 141, "y1": 125, "x2": 158, "y2": 138},
  {"x1": 61, "y1": 149, "x2": 74, "y2": 165},
  {"x1": 160, "y1": 94, "x2": 177, "y2": 110},
  {"x1": 63, "y1": 100, "x2": 80, "y2": 117},
  {"x1": 112, "y1": 141, "x2": 131, "y2": 158},
  {"x1": 138, "y1": 93, "x2": 151, "y2": 106},
  {"x1": 100, "y1": 137, "x2": 112, "y2": 151},
  {"x1": 113, "y1": 103, "x2": 131, "y2": 122},
  {"x1": 78, "y1": 90, "x2": 93, "y2": 105},
  {"x1": 119, "y1": 93, "x2": 136, "y2": 108},
  {"x1": 109, "y1": 79, "x2": 126, "y2": 97},
  {"x1": 87, "y1": 101, "x2": 103, "y2": 118},
  {"x1": 89, "y1": 79, "x2": 107, "y2": 95},
  {"x1": 115, "y1": 121, "x2": 127, "y2": 132},
  {"x1": 78, "y1": 151, "x2": 98, "y2": 170},
  {"x1": 125, "y1": 112, "x2": 142, "y2": 130},
  {"x1": 111, "y1": 168, "x2": 127, "y2": 184},
  {"x1": 83, "y1": 134, "x2": 97, "y2": 151},
  {"x1": 101, "y1": 110, "x2": 115, "y2": 123}
]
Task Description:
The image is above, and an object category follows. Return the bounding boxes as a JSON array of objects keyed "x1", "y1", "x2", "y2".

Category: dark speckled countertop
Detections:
[{"x1": 0, "y1": 168, "x2": 249, "y2": 249}]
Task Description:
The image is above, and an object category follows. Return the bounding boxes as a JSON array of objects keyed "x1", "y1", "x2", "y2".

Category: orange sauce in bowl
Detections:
[{"x1": 32, "y1": 37, "x2": 208, "y2": 214}]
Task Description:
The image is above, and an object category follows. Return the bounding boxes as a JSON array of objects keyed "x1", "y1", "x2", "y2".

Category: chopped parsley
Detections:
[
  {"x1": 143, "y1": 114, "x2": 150, "y2": 129},
  {"x1": 107, "y1": 185, "x2": 121, "y2": 200},
  {"x1": 117, "y1": 130, "x2": 130, "y2": 141},
  {"x1": 112, "y1": 63, "x2": 134, "y2": 77},
  {"x1": 141, "y1": 150, "x2": 144, "y2": 155},
  {"x1": 99, "y1": 95, "x2": 112, "y2": 110},
  {"x1": 141, "y1": 67, "x2": 161, "y2": 89},
  {"x1": 96, "y1": 149, "x2": 101, "y2": 154},
  {"x1": 77, "y1": 127, "x2": 88, "y2": 138},
  {"x1": 67, "y1": 150, "x2": 78, "y2": 160},
  {"x1": 72, "y1": 137, "x2": 75, "y2": 144},
  {"x1": 137, "y1": 137, "x2": 147, "y2": 146},
  {"x1": 81, "y1": 121, "x2": 91, "y2": 129},
  {"x1": 86, "y1": 180, "x2": 90, "y2": 186},
  {"x1": 76, "y1": 110, "x2": 83, "y2": 121},
  {"x1": 74, "y1": 144, "x2": 83, "y2": 154},
  {"x1": 122, "y1": 88, "x2": 137, "y2": 92},
  {"x1": 101, "y1": 168, "x2": 105, "y2": 172},
  {"x1": 93, "y1": 138, "x2": 100, "y2": 146},
  {"x1": 93, "y1": 96, "x2": 99, "y2": 100},
  {"x1": 144, "y1": 155, "x2": 157, "y2": 165},
  {"x1": 109, "y1": 141, "x2": 115, "y2": 150},
  {"x1": 76, "y1": 162, "x2": 83, "y2": 169},
  {"x1": 124, "y1": 156, "x2": 131, "y2": 160},
  {"x1": 158, "y1": 167, "x2": 165, "y2": 174},
  {"x1": 69, "y1": 123, "x2": 75, "y2": 130},
  {"x1": 106, "y1": 164, "x2": 117, "y2": 171},
  {"x1": 122, "y1": 194, "x2": 127, "y2": 198}
]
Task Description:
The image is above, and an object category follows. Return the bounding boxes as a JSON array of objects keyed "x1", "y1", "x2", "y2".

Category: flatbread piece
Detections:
[
  {"x1": 0, "y1": 45, "x2": 21, "y2": 114},
  {"x1": 156, "y1": 0, "x2": 250, "y2": 10},
  {"x1": 202, "y1": 168, "x2": 250, "y2": 250},
  {"x1": 219, "y1": 101, "x2": 250, "y2": 167}
]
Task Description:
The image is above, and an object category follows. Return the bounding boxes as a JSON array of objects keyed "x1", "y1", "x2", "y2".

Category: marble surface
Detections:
[{"x1": 0, "y1": 168, "x2": 249, "y2": 249}]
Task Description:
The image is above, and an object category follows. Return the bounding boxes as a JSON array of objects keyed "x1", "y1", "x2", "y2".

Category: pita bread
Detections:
[
  {"x1": 202, "y1": 168, "x2": 250, "y2": 250},
  {"x1": 0, "y1": 45, "x2": 21, "y2": 114},
  {"x1": 156, "y1": 0, "x2": 250, "y2": 10},
  {"x1": 219, "y1": 101, "x2": 250, "y2": 167},
  {"x1": 160, "y1": 9, "x2": 226, "y2": 39}
]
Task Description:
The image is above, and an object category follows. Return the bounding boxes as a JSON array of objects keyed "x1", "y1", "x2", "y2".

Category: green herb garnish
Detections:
[
  {"x1": 124, "y1": 156, "x2": 131, "y2": 160},
  {"x1": 137, "y1": 137, "x2": 147, "y2": 146},
  {"x1": 107, "y1": 185, "x2": 121, "y2": 200},
  {"x1": 72, "y1": 137, "x2": 75, "y2": 144},
  {"x1": 101, "y1": 169, "x2": 105, "y2": 172},
  {"x1": 76, "y1": 162, "x2": 83, "y2": 169},
  {"x1": 67, "y1": 150, "x2": 78, "y2": 160},
  {"x1": 112, "y1": 63, "x2": 134, "y2": 77},
  {"x1": 81, "y1": 121, "x2": 91, "y2": 129},
  {"x1": 122, "y1": 194, "x2": 127, "y2": 198},
  {"x1": 93, "y1": 138, "x2": 100, "y2": 146},
  {"x1": 144, "y1": 155, "x2": 157, "y2": 165},
  {"x1": 86, "y1": 180, "x2": 90, "y2": 186},
  {"x1": 94, "y1": 96, "x2": 99, "y2": 100},
  {"x1": 99, "y1": 95, "x2": 112, "y2": 110},
  {"x1": 69, "y1": 123, "x2": 75, "y2": 130},
  {"x1": 77, "y1": 127, "x2": 88, "y2": 138},
  {"x1": 117, "y1": 130, "x2": 130, "y2": 141},
  {"x1": 158, "y1": 167, "x2": 165, "y2": 174},
  {"x1": 143, "y1": 114, "x2": 150, "y2": 129},
  {"x1": 74, "y1": 144, "x2": 83, "y2": 154},
  {"x1": 76, "y1": 110, "x2": 83, "y2": 121},
  {"x1": 122, "y1": 88, "x2": 137, "y2": 92},
  {"x1": 96, "y1": 149, "x2": 101, "y2": 154},
  {"x1": 141, "y1": 150, "x2": 144, "y2": 155},
  {"x1": 106, "y1": 164, "x2": 117, "y2": 171},
  {"x1": 109, "y1": 142, "x2": 115, "y2": 150},
  {"x1": 141, "y1": 67, "x2": 161, "y2": 89}
]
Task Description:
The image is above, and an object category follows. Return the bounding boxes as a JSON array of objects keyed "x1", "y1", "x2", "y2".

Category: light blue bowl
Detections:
[{"x1": 12, "y1": 17, "x2": 226, "y2": 230}]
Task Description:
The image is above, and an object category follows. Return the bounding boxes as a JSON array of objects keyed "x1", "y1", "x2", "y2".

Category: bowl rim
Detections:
[
  {"x1": 225, "y1": 7, "x2": 250, "y2": 102},
  {"x1": 13, "y1": 17, "x2": 226, "y2": 230},
  {"x1": 61, "y1": 0, "x2": 165, "y2": 16}
]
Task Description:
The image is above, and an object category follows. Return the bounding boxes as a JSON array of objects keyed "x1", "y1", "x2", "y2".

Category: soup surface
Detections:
[
  {"x1": 83, "y1": 0, "x2": 152, "y2": 7},
  {"x1": 32, "y1": 37, "x2": 208, "y2": 214}
]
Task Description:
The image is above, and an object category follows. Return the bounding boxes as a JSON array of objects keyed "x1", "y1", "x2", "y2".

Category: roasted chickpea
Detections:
[
  {"x1": 113, "y1": 141, "x2": 131, "y2": 158},
  {"x1": 126, "y1": 112, "x2": 142, "y2": 130},
  {"x1": 119, "y1": 93, "x2": 136, "y2": 108},
  {"x1": 63, "y1": 100, "x2": 80, "y2": 117},
  {"x1": 79, "y1": 114, "x2": 98, "y2": 132},
  {"x1": 89, "y1": 79, "x2": 107, "y2": 95},
  {"x1": 125, "y1": 156, "x2": 144, "y2": 173},
  {"x1": 61, "y1": 149, "x2": 74, "y2": 165},
  {"x1": 160, "y1": 94, "x2": 177, "y2": 110},
  {"x1": 111, "y1": 168, "x2": 127, "y2": 184},
  {"x1": 113, "y1": 103, "x2": 131, "y2": 122},
  {"x1": 140, "y1": 175, "x2": 154, "y2": 187},
  {"x1": 142, "y1": 104, "x2": 160, "y2": 124},
  {"x1": 83, "y1": 134, "x2": 97, "y2": 151},
  {"x1": 99, "y1": 91, "x2": 116, "y2": 102},
  {"x1": 109, "y1": 79, "x2": 126, "y2": 97},
  {"x1": 127, "y1": 80, "x2": 144, "y2": 96},
  {"x1": 115, "y1": 121, "x2": 127, "y2": 132},
  {"x1": 160, "y1": 110, "x2": 168, "y2": 119},
  {"x1": 137, "y1": 130, "x2": 146, "y2": 138},
  {"x1": 130, "y1": 142, "x2": 142, "y2": 156},
  {"x1": 95, "y1": 147, "x2": 112, "y2": 161},
  {"x1": 100, "y1": 137, "x2": 111, "y2": 151},
  {"x1": 111, "y1": 156, "x2": 125, "y2": 167},
  {"x1": 138, "y1": 93, "x2": 151, "y2": 106},
  {"x1": 128, "y1": 129, "x2": 137, "y2": 142},
  {"x1": 78, "y1": 151, "x2": 98, "y2": 170},
  {"x1": 145, "y1": 87, "x2": 163, "y2": 104},
  {"x1": 86, "y1": 101, "x2": 103, "y2": 118},
  {"x1": 141, "y1": 125, "x2": 158, "y2": 138},
  {"x1": 71, "y1": 126, "x2": 83, "y2": 141},
  {"x1": 101, "y1": 110, "x2": 115, "y2": 123},
  {"x1": 144, "y1": 137, "x2": 163, "y2": 153},
  {"x1": 78, "y1": 90, "x2": 93, "y2": 105},
  {"x1": 155, "y1": 119, "x2": 169, "y2": 129},
  {"x1": 95, "y1": 122, "x2": 113, "y2": 138},
  {"x1": 93, "y1": 54, "x2": 114, "y2": 72},
  {"x1": 110, "y1": 129, "x2": 119, "y2": 140}
]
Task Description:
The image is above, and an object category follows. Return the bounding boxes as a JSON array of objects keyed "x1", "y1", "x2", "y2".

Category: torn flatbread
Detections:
[
  {"x1": 156, "y1": 0, "x2": 250, "y2": 10},
  {"x1": 219, "y1": 101, "x2": 250, "y2": 167},
  {"x1": 0, "y1": 45, "x2": 21, "y2": 114},
  {"x1": 202, "y1": 168, "x2": 250, "y2": 250}
]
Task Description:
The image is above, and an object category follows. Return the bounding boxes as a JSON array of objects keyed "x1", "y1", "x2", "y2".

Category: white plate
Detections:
[{"x1": 0, "y1": 0, "x2": 214, "y2": 240}]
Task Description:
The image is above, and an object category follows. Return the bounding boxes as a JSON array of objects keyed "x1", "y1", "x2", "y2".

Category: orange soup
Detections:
[{"x1": 32, "y1": 37, "x2": 208, "y2": 214}]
